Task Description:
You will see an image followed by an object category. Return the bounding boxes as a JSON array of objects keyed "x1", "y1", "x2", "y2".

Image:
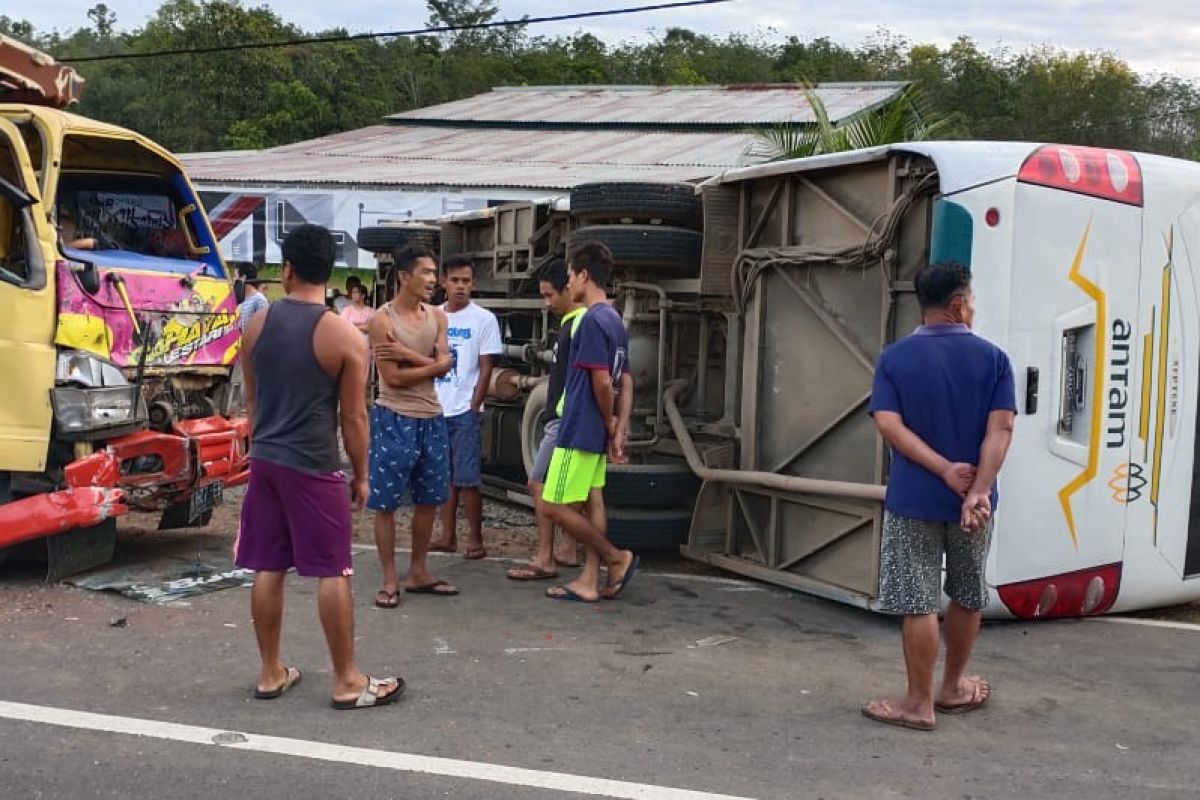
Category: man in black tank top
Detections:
[{"x1": 237, "y1": 224, "x2": 402, "y2": 710}]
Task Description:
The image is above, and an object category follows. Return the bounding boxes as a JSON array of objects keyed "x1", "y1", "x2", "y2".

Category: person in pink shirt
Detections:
[{"x1": 340, "y1": 283, "x2": 374, "y2": 341}]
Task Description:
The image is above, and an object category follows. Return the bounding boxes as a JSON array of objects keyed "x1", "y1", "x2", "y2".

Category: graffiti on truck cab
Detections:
[{"x1": 143, "y1": 311, "x2": 238, "y2": 365}]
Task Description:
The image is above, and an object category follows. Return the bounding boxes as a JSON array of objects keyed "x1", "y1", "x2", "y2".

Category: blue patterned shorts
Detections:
[{"x1": 367, "y1": 406, "x2": 450, "y2": 511}]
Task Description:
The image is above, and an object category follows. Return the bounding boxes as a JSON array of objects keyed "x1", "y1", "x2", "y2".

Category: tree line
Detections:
[{"x1": 3, "y1": 1, "x2": 1198, "y2": 160}]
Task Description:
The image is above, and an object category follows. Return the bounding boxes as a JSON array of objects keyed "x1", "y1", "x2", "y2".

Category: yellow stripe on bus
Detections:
[
  {"x1": 1139, "y1": 324, "x2": 1153, "y2": 462},
  {"x1": 1150, "y1": 230, "x2": 1173, "y2": 544},
  {"x1": 1057, "y1": 223, "x2": 1101, "y2": 551}
]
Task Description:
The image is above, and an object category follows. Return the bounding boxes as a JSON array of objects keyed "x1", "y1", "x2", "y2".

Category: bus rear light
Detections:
[
  {"x1": 997, "y1": 563, "x2": 1122, "y2": 619},
  {"x1": 1018, "y1": 145, "x2": 1143, "y2": 207}
]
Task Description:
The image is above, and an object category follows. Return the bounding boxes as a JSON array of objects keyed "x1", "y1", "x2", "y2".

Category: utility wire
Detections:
[{"x1": 60, "y1": 0, "x2": 733, "y2": 63}]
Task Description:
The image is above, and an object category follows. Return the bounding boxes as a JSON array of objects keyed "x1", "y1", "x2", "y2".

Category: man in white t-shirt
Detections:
[{"x1": 430, "y1": 255, "x2": 502, "y2": 559}]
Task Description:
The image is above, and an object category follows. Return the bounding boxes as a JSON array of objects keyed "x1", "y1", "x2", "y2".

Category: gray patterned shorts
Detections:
[{"x1": 878, "y1": 512, "x2": 993, "y2": 615}]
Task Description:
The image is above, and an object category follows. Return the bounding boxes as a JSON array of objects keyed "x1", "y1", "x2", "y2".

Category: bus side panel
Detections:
[{"x1": 995, "y1": 186, "x2": 1140, "y2": 587}]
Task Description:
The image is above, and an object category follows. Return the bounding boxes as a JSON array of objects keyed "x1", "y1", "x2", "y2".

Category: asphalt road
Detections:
[{"x1": 1, "y1": 543, "x2": 1198, "y2": 799}]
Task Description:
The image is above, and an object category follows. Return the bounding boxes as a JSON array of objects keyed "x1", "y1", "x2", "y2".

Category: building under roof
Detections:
[{"x1": 182, "y1": 83, "x2": 905, "y2": 268}]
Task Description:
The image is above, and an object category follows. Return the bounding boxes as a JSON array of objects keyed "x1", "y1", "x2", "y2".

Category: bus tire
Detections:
[
  {"x1": 570, "y1": 182, "x2": 703, "y2": 230},
  {"x1": 606, "y1": 507, "x2": 693, "y2": 552},
  {"x1": 357, "y1": 224, "x2": 440, "y2": 254},
  {"x1": 520, "y1": 381, "x2": 551, "y2": 478},
  {"x1": 571, "y1": 225, "x2": 702, "y2": 277},
  {"x1": 604, "y1": 461, "x2": 700, "y2": 510}
]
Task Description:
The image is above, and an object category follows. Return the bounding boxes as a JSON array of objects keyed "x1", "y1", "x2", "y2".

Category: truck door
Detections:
[
  {"x1": 0, "y1": 117, "x2": 55, "y2": 472},
  {"x1": 995, "y1": 146, "x2": 1142, "y2": 615}
]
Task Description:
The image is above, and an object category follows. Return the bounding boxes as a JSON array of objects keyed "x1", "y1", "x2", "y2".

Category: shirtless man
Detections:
[
  {"x1": 367, "y1": 245, "x2": 457, "y2": 606},
  {"x1": 237, "y1": 223, "x2": 402, "y2": 710}
]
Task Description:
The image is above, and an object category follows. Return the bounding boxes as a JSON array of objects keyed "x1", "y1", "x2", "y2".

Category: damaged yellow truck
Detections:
[{"x1": 1, "y1": 36, "x2": 248, "y2": 578}]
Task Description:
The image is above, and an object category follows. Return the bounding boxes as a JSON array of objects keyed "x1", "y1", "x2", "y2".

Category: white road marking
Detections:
[
  {"x1": 504, "y1": 647, "x2": 566, "y2": 654},
  {"x1": 0, "y1": 701, "x2": 755, "y2": 800},
  {"x1": 1092, "y1": 616, "x2": 1200, "y2": 632}
]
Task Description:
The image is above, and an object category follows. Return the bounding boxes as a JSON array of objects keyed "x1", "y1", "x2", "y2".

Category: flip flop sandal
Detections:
[
  {"x1": 602, "y1": 554, "x2": 640, "y2": 600},
  {"x1": 554, "y1": 557, "x2": 581, "y2": 568},
  {"x1": 374, "y1": 589, "x2": 401, "y2": 609},
  {"x1": 331, "y1": 676, "x2": 405, "y2": 710},
  {"x1": 427, "y1": 543, "x2": 457, "y2": 553},
  {"x1": 861, "y1": 701, "x2": 936, "y2": 732},
  {"x1": 463, "y1": 547, "x2": 488, "y2": 560},
  {"x1": 545, "y1": 585, "x2": 598, "y2": 603},
  {"x1": 506, "y1": 564, "x2": 559, "y2": 581},
  {"x1": 254, "y1": 666, "x2": 302, "y2": 700},
  {"x1": 935, "y1": 682, "x2": 991, "y2": 715},
  {"x1": 405, "y1": 580, "x2": 460, "y2": 596}
]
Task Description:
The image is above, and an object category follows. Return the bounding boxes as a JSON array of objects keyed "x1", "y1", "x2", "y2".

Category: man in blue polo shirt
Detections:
[{"x1": 863, "y1": 261, "x2": 1016, "y2": 732}]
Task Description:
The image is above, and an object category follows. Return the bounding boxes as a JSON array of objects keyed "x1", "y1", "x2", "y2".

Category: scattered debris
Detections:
[
  {"x1": 66, "y1": 544, "x2": 252, "y2": 604},
  {"x1": 685, "y1": 691, "x2": 699, "y2": 697},
  {"x1": 433, "y1": 637, "x2": 456, "y2": 656},
  {"x1": 695, "y1": 635, "x2": 738, "y2": 647},
  {"x1": 109, "y1": 617, "x2": 127, "y2": 628},
  {"x1": 1116, "y1": 743, "x2": 1130, "y2": 751},
  {"x1": 223, "y1": 623, "x2": 238, "y2": 628}
]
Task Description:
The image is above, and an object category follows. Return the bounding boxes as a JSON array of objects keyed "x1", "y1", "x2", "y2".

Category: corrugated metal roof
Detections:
[
  {"x1": 182, "y1": 124, "x2": 763, "y2": 190},
  {"x1": 387, "y1": 83, "x2": 908, "y2": 129}
]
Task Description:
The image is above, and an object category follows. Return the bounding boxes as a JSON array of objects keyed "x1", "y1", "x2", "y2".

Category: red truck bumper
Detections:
[{"x1": 0, "y1": 415, "x2": 250, "y2": 550}]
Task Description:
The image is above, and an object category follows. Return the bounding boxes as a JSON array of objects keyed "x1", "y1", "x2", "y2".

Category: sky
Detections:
[{"x1": 9, "y1": 0, "x2": 1200, "y2": 79}]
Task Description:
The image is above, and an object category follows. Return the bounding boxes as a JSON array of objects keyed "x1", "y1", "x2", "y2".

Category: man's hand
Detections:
[
  {"x1": 941, "y1": 462, "x2": 977, "y2": 498},
  {"x1": 350, "y1": 476, "x2": 369, "y2": 512},
  {"x1": 374, "y1": 332, "x2": 423, "y2": 365},
  {"x1": 608, "y1": 421, "x2": 628, "y2": 465},
  {"x1": 434, "y1": 350, "x2": 454, "y2": 373},
  {"x1": 961, "y1": 491, "x2": 991, "y2": 532}
]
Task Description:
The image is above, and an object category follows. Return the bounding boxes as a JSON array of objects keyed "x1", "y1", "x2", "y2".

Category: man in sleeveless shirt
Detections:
[
  {"x1": 507, "y1": 257, "x2": 584, "y2": 580},
  {"x1": 541, "y1": 241, "x2": 639, "y2": 603},
  {"x1": 368, "y1": 245, "x2": 457, "y2": 605},
  {"x1": 238, "y1": 224, "x2": 403, "y2": 710}
]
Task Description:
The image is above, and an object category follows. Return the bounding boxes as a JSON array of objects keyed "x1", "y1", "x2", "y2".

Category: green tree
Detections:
[{"x1": 750, "y1": 85, "x2": 957, "y2": 161}]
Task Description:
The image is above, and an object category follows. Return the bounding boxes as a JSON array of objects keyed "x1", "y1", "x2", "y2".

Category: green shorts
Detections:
[{"x1": 541, "y1": 447, "x2": 606, "y2": 505}]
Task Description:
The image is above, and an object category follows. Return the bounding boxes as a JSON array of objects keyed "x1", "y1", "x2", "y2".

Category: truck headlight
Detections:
[
  {"x1": 56, "y1": 350, "x2": 130, "y2": 388},
  {"x1": 52, "y1": 386, "x2": 147, "y2": 433},
  {"x1": 53, "y1": 351, "x2": 146, "y2": 433}
]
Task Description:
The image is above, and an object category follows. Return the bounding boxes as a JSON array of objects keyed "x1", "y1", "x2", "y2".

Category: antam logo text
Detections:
[{"x1": 1109, "y1": 462, "x2": 1146, "y2": 504}]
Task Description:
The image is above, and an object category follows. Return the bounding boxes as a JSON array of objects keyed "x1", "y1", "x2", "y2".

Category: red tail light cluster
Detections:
[
  {"x1": 1017, "y1": 145, "x2": 1143, "y2": 207},
  {"x1": 997, "y1": 563, "x2": 1122, "y2": 619}
]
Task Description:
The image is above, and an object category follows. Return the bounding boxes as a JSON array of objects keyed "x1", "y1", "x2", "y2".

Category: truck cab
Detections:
[{"x1": 1, "y1": 38, "x2": 248, "y2": 577}]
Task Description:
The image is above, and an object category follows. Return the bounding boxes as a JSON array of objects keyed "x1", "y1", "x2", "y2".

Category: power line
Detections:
[{"x1": 60, "y1": 0, "x2": 733, "y2": 63}]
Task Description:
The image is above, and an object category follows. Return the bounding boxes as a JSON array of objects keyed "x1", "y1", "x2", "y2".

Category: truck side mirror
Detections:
[{"x1": 68, "y1": 258, "x2": 101, "y2": 295}]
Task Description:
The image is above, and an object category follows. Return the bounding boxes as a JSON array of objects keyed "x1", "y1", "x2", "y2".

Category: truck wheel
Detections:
[
  {"x1": 571, "y1": 182, "x2": 703, "y2": 230},
  {"x1": 572, "y1": 225, "x2": 701, "y2": 277},
  {"x1": 604, "y1": 461, "x2": 700, "y2": 510},
  {"x1": 357, "y1": 224, "x2": 440, "y2": 254},
  {"x1": 607, "y1": 507, "x2": 693, "y2": 552},
  {"x1": 520, "y1": 381, "x2": 550, "y2": 478}
]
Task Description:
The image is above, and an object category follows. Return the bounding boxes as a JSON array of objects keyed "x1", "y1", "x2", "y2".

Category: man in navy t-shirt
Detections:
[
  {"x1": 541, "y1": 240, "x2": 638, "y2": 603},
  {"x1": 862, "y1": 261, "x2": 1016, "y2": 732}
]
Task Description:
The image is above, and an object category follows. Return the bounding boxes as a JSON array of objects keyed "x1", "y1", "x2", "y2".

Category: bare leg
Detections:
[
  {"x1": 545, "y1": 500, "x2": 631, "y2": 581},
  {"x1": 462, "y1": 487, "x2": 484, "y2": 555},
  {"x1": 320, "y1": 576, "x2": 401, "y2": 704},
  {"x1": 937, "y1": 602, "x2": 989, "y2": 708},
  {"x1": 373, "y1": 510, "x2": 399, "y2": 593},
  {"x1": 563, "y1": 491, "x2": 612, "y2": 598},
  {"x1": 250, "y1": 571, "x2": 288, "y2": 692},
  {"x1": 864, "y1": 613, "x2": 939, "y2": 728},
  {"x1": 531, "y1": 484, "x2": 556, "y2": 570},
  {"x1": 431, "y1": 489, "x2": 458, "y2": 552},
  {"x1": 408, "y1": 505, "x2": 453, "y2": 589}
]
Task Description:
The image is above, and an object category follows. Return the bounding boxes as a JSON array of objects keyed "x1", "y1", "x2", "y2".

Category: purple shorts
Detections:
[{"x1": 235, "y1": 458, "x2": 354, "y2": 578}]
